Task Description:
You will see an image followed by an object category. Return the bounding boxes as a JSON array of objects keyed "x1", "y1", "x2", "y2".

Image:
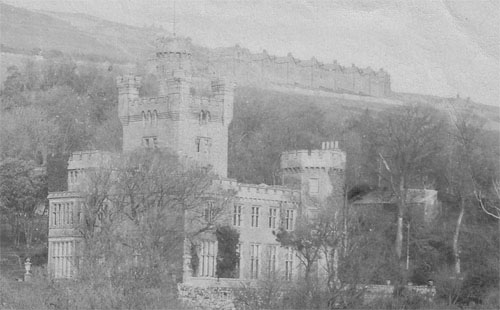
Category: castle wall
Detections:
[
  {"x1": 233, "y1": 183, "x2": 300, "y2": 280},
  {"x1": 205, "y1": 47, "x2": 391, "y2": 97}
]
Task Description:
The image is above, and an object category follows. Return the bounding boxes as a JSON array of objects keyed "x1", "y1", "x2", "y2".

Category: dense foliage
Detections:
[{"x1": 215, "y1": 225, "x2": 240, "y2": 278}]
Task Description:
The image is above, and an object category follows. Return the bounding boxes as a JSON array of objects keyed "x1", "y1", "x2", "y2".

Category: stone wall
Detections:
[
  {"x1": 200, "y1": 45, "x2": 391, "y2": 97},
  {"x1": 178, "y1": 283, "x2": 236, "y2": 310}
]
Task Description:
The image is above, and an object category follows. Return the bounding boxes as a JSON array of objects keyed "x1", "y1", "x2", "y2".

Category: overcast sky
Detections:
[{"x1": 4, "y1": 0, "x2": 499, "y2": 106}]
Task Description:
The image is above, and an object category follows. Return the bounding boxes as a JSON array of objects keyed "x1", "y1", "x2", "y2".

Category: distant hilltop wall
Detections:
[{"x1": 196, "y1": 45, "x2": 391, "y2": 97}]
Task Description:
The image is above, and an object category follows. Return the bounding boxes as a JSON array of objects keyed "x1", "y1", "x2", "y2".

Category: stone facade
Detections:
[{"x1": 47, "y1": 37, "x2": 346, "y2": 281}]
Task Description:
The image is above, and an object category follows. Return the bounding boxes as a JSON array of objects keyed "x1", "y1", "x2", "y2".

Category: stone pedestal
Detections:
[{"x1": 23, "y1": 273, "x2": 32, "y2": 282}]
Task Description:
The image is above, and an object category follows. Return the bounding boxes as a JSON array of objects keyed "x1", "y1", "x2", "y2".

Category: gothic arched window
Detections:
[
  {"x1": 199, "y1": 110, "x2": 211, "y2": 125},
  {"x1": 147, "y1": 110, "x2": 152, "y2": 125}
]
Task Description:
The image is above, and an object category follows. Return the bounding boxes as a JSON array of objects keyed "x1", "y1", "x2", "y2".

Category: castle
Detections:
[{"x1": 47, "y1": 37, "x2": 347, "y2": 281}]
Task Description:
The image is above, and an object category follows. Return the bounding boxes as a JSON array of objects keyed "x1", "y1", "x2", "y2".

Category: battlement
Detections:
[
  {"x1": 68, "y1": 150, "x2": 114, "y2": 170},
  {"x1": 155, "y1": 36, "x2": 192, "y2": 55},
  {"x1": 116, "y1": 75, "x2": 142, "y2": 91},
  {"x1": 47, "y1": 191, "x2": 82, "y2": 199},
  {"x1": 281, "y1": 141, "x2": 346, "y2": 171},
  {"x1": 127, "y1": 96, "x2": 169, "y2": 108},
  {"x1": 236, "y1": 182, "x2": 300, "y2": 202},
  {"x1": 203, "y1": 44, "x2": 391, "y2": 97}
]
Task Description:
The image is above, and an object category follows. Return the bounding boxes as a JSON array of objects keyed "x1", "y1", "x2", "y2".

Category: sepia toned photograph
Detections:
[{"x1": 0, "y1": 1, "x2": 498, "y2": 309}]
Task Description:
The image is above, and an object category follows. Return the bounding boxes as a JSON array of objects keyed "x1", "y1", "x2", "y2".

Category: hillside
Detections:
[
  {"x1": 0, "y1": 3, "x2": 133, "y2": 62},
  {"x1": 1, "y1": 2, "x2": 498, "y2": 131}
]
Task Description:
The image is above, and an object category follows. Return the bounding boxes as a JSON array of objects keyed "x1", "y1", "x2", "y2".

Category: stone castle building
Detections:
[{"x1": 47, "y1": 37, "x2": 347, "y2": 281}]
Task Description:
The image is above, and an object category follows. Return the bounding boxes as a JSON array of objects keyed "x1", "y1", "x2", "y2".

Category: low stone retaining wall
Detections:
[
  {"x1": 178, "y1": 283, "x2": 236, "y2": 310},
  {"x1": 360, "y1": 284, "x2": 436, "y2": 304},
  {"x1": 178, "y1": 278, "x2": 437, "y2": 309}
]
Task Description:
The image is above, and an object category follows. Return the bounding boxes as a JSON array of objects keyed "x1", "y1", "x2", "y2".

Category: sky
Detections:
[{"x1": 3, "y1": 0, "x2": 499, "y2": 106}]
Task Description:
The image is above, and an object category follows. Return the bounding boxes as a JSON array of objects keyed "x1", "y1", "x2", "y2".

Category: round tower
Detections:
[{"x1": 281, "y1": 141, "x2": 346, "y2": 208}]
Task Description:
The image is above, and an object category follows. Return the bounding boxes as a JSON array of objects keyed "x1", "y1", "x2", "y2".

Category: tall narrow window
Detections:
[
  {"x1": 200, "y1": 240, "x2": 216, "y2": 277},
  {"x1": 153, "y1": 110, "x2": 158, "y2": 127},
  {"x1": 251, "y1": 206, "x2": 259, "y2": 227},
  {"x1": 267, "y1": 245, "x2": 277, "y2": 276},
  {"x1": 147, "y1": 110, "x2": 152, "y2": 125},
  {"x1": 233, "y1": 205, "x2": 242, "y2": 227},
  {"x1": 250, "y1": 244, "x2": 260, "y2": 279},
  {"x1": 196, "y1": 138, "x2": 201, "y2": 152},
  {"x1": 236, "y1": 243, "x2": 241, "y2": 278},
  {"x1": 285, "y1": 210, "x2": 294, "y2": 230},
  {"x1": 204, "y1": 201, "x2": 215, "y2": 223},
  {"x1": 285, "y1": 247, "x2": 294, "y2": 281},
  {"x1": 52, "y1": 204, "x2": 57, "y2": 227},
  {"x1": 269, "y1": 207, "x2": 278, "y2": 229}
]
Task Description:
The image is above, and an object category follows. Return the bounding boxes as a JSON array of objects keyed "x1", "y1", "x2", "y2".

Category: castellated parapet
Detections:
[
  {"x1": 67, "y1": 151, "x2": 114, "y2": 192},
  {"x1": 280, "y1": 141, "x2": 346, "y2": 172},
  {"x1": 204, "y1": 45, "x2": 391, "y2": 97}
]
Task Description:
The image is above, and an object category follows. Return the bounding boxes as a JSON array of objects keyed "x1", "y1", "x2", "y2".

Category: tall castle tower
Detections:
[
  {"x1": 117, "y1": 37, "x2": 233, "y2": 177},
  {"x1": 281, "y1": 141, "x2": 346, "y2": 214}
]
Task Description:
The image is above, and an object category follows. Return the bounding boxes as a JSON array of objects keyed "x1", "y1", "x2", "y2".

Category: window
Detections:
[
  {"x1": 199, "y1": 110, "x2": 211, "y2": 124},
  {"x1": 51, "y1": 241, "x2": 75, "y2": 278},
  {"x1": 204, "y1": 201, "x2": 215, "y2": 223},
  {"x1": 309, "y1": 178, "x2": 319, "y2": 195},
  {"x1": 285, "y1": 210, "x2": 294, "y2": 230},
  {"x1": 142, "y1": 111, "x2": 146, "y2": 127},
  {"x1": 269, "y1": 207, "x2": 278, "y2": 229},
  {"x1": 285, "y1": 247, "x2": 294, "y2": 281},
  {"x1": 267, "y1": 245, "x2": 277, "y2": 276},
  {"x1": 200, "y1": 240, "x2": 216, "y2": 277},
  {"x1": 251, "y1": 206, "x2": 260, "y2": 227},
  {"x1": 250, "y1": 244, "x2": 260, "y2": 279},
  {"x1": 233, "y1": 205, "x2": 242, "y2": 226},
  {"x1": 52, "y1": 203, "x2": 57, "y2": 226},
  {"x1": 153, "y1": 110, "x2": 158, "y2": 127},
  {"x1": 143, "y1": 136, "x2": 157, "y2": 148},
  {"x1": 196, "y1": 137, "x2": 211, "y2": 154},
  {"x1": 147, "y1": 110, "x2": 152, "y2": 125}
]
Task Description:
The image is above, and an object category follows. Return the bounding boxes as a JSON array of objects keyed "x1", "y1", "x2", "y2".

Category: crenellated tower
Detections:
[
  {"x1": 281, "y1": 141, "x2": 346, "y2": 214},
  {"x1": 116, "y1": 37, "x2": 233, "y2": 177}
]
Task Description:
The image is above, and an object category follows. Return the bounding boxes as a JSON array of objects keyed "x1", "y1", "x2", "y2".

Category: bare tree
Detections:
[
  {"x1": 443, "y1": 104, "x2": 486, "y2": 274},
  {"x1": 73, "y1": 148, "x2": 235, "y2": 308},
  {"x1": 373, "y1": 104, "x2": 445, "y2": 265}
]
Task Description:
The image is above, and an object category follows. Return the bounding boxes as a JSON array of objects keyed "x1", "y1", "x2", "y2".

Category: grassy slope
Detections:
[{"x1": 0, "y1": 3, "x2": 126, "y2": 60}]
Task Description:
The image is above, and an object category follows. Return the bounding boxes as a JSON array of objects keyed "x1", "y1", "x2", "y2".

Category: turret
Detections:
[
  {"x1": 116, "y1": 75, "x2": 142, "y2": 125},
  {"x1": 211, "y1": 77, "x2": 234, "y2": 125},
  {"x1": 154, "y1": 37, "x2": 193, "y2": 96},
  {"x1": 281, "y1": 141, "x2": 346, "y2": 207}
]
